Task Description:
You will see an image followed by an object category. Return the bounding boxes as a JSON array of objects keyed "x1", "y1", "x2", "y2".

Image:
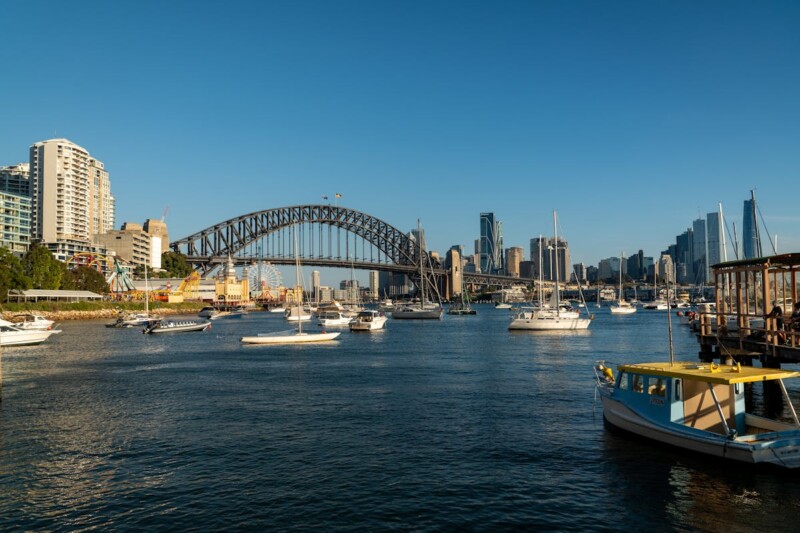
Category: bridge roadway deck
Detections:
[{"x1": 193, "y1": 256, "x2": 532, "y2": 287}]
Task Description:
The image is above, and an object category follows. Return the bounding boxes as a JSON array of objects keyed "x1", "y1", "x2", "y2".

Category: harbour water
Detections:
[{"x1": 2, "y1": 308, "x2": 800, "y2": 530}]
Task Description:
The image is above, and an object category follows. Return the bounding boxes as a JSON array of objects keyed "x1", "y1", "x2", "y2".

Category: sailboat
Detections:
[
  {"x1": 610, "y1": 252, "x2": 636, "y2": 315},
  {"x1": 447, "y1": 269, "x2": 476, "y2": 315},
  {"x1": 643, "y1": 276, "x2": 669, "y2": 310},
  {"x1": 109, "y1": 264, "x2": 159, "y2": 328},
  {"x1": 392, "y1": 220, "x2": 444, "y2": 320},
  {"x1": 509, "y1": 211, "x2": 591, "y2": 330},
  {"x1": 241, "y1": 225, "x2": 341, "y2": 344}
]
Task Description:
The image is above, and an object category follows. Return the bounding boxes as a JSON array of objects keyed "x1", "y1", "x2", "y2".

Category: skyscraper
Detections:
[
  {"x1": 706, "y1": 210, "x2": 724, "y2": 271},
  {"x1": 692, "y1": 218, "x2": 707, "y2": 284},
  {"x1": 742, "y1": 195, "x2": 760, "y2": 259},
  {"x1": 479, "y1": 212, "x2": 503, "y2": 274}
]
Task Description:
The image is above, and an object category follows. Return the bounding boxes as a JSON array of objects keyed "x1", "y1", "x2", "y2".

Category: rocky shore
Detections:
[{"x1": 1, "y1": 307, "x2": 206, "y2": 322}]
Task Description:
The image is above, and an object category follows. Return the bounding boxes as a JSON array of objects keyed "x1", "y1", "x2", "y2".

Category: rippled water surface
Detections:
[{"x1": 3, "y1": 308, "x2": 800, "y2": 531}]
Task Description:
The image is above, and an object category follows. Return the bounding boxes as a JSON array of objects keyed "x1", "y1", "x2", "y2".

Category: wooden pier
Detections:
[{"x1": 697, "y1": 253, "x2": 800, "y2": 368}]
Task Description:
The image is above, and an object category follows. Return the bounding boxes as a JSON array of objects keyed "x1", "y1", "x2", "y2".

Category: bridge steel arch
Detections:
[{"x1": 170, "y1": 205, "x2": 441, "y2": 293}]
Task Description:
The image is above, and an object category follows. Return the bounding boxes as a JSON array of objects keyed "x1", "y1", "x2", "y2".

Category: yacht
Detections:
[
  {"x1": 349, "y1": 310, "x2": 388, "y2": 331},
  {"x1": 0, "y1": 319, "x2": 61, "y2": 346}
]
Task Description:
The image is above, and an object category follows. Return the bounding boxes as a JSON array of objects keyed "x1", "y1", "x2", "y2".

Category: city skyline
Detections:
[
  {"x1": 0, "y1": 136, "x2": 787, "y2": 289},
  {"x1": 1, "y1": 2, "x2": 798, "y2": 270}
]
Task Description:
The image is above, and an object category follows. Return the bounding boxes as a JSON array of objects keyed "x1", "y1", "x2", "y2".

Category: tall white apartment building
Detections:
[{"x1": 29, "y1": 139, "x2": 115, "y2": 260}]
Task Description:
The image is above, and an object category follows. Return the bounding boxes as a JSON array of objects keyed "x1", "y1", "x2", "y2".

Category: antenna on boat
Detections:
[{"x1": 666, "y1": 274, "x2": 675, "y2": 367}]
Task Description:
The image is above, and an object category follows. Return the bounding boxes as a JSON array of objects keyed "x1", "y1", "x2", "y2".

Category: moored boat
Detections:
[
  {"x1": 595, "y1": 360, "x2": 800, "y2": 469},
  {"x1": 145, "y1": 319, "x2": 211, "y2": 334},
  {"x1": 318, "y1": 310, "x2": 353, "y2": 327},
  {"x1": 0, "y1": 319, "x2": 61, "y2": 346},
  {"x1": 9, "y1": 313, "x2": 56, "y2": 330},
  {"x1": 349, "y1": 309, "x2": 388, "y2": 331}
]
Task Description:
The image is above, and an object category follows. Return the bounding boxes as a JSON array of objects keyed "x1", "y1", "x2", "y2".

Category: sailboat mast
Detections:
[
  {"x1": 144, "y1": 263, "x2": 149, "y2": 314},
  {"x1": 417, "y1": 219, "x2": 425, "y2": 308},
  {"x1": 538, "y1": 235, "x2": 543, "y2": 308},
  {"x1": 294, "y1": 224, "x2": 303, "y2": 334},
  {"x1": 553, "y1": 210, "x2": 560, "y2": 315},
  {"x1": 619, "y1": 251, "x2": 623, "y2": 302}
]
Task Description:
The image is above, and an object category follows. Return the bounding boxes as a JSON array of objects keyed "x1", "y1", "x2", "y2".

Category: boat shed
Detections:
[
  {"x1": 698, "y1": 253, "x2": 800, "y2": 367},
  {"x1": 6, "y1": 289, "x2": 105, "y2": 303}
]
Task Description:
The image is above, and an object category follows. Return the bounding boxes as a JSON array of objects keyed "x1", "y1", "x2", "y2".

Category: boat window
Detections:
[
  {"x1": 734, "y1": 383, "x2": 741, "y2": 395},
  {"x1": 618, "y1": 371, "x2": 628, "y2": 390},
  {"x1": 632, "y1": 374, "x2": 644, "y2": 393},
  {"x1": 649, "y1": 378, "x2": 666, "y2": 397},
  {"x1": 674, "y1": 379, "x2": 681, "y2": 400}
]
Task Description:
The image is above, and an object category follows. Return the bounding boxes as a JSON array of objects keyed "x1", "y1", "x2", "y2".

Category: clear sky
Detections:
[{"x1": 2, "y1": 1, "x2": 799, "y2": 281}]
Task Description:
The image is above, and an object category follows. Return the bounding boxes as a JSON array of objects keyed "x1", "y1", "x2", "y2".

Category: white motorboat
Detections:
[
  {"x1": 9, "y1": 313, "x2": 56, "y2": 330},
  {"x1": 241, "y1": 224, "x2": 341, "y2": 345},
  {"x1": 595, "y1": 360, "x2": 800, "y2": 469},
  {"x1": 318, "y1": 310, "x2": 353, "y2": 327},
  {"x1": 145, "y1": 319, "x2": 211, "y2": 334},
  {"x1": 0, "y1": 319, "x2": 61, "y2": 346},
  {"x1": 494, "y1": 302, "x2": 512, "y2": 310},
  {"x1": 509, "y1": 212, "x2": 591, "y2": 331},
  {"x1": 349, "y1": 310, "x2": 388, "y2": 331}
]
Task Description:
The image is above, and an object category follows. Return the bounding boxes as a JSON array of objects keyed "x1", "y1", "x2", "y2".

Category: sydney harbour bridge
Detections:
[{"x1": 170, "y1": 205, "x2": 530, "y2": 297}]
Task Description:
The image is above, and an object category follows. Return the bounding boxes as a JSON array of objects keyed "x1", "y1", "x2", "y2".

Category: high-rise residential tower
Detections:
[{"x1": 29, "y1": 139, "x2": 115, "y2": 260}]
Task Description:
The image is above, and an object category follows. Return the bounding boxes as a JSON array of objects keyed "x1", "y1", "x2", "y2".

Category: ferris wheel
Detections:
[{"x1": 249, "y1": 261, "x2": 283, "y2": 293}]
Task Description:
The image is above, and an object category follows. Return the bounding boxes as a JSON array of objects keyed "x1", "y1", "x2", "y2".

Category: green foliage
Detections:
[
  {"x1": 59, "y1": 262, "x2": 78, "y2": 290},
  {"x1": 65, "y1": 265, "x2": 110, "y2": 294},
  {"x1": 0, "y1": 247, "x2": 32, "y2": 302},
  {"x1": 22, "y1": 242, "x2": 63, "y2": 289},
  {"x1": 161, "y1": 251, "x2": 193, "y2": 278}
]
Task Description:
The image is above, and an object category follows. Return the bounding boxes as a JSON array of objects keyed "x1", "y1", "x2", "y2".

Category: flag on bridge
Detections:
[
  {"x1": 322, "y1": 195, "x2": 328, "y2": 200},
  {"x1": 335, "y1": 193, "x2": 342, "y2": 198}
]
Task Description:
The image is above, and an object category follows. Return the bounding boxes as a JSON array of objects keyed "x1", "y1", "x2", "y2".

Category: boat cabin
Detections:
[{"x1": 613, "y1": 362, "x2": 800, "y2": 438}]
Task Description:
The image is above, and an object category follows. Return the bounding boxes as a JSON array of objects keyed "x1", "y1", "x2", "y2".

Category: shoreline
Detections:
[{"x1": 1, "y1": 305, "x2": 208, "y2": 323}]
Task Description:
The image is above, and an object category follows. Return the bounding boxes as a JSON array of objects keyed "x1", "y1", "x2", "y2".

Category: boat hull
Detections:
[
  {"x1": 240, "y1": 331, "x2": 341, "y2": 344},
  {"x1": 392, "y1": 307, "x2": 443, "y2": 320},
  {"x1": 609, "y1": 305, "x2": 637, "y2": 315},
  {"x1": 508, "y1": 315, "x2": 591, "y2": 330},
  {"x1": 600, "y1": 392, "x2": 800, "y2": 468},
  {"x1": 146, "y1": 321, "x2": 211, "y2": 334},
  {"x1": 349, "y1": 318, "x2": 388, "y2": 331},
  {"x1": 0, "y1": 329, "x2": 60, "y2": 346}
]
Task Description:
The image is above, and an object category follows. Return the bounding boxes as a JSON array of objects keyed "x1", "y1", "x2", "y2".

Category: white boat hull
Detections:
[
  {"x1": 610, "y1": 305, "x2": 637, "y2": 315},
  {"x1": 240, "y1": 331, "x2": 341, "y2": 344},
  {"x1": 508, "y1": 316, "x2": 591, "y2": 330},
  {"x1": 600, "y1": 391, "x2": 800, "y2": 468},
  {"x1": 0, "y1": 328, "x2": 60, "y2": 346},
  {"x1": 350, "y1": 316, "x2": 388, "y2": 331}
]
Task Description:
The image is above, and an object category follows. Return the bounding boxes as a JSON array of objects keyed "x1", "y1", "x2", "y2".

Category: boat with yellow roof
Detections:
[{"x1": 595, "y1": 360, "x2": 800, "y2": 468}]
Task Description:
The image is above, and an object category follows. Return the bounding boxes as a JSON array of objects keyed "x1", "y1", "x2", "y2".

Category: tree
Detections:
[
  {"x1": 22, "y1": 242, "x2": 63, "y2": 289},
  {"x1": 161, "y1": 251, "x2": 193, "y2": 278},
  {"x1": 67, "y1": 265, "x2": 109, "y2": 294},
  {"x1": 0, "y1": 248, "x2": 32, "y2": 302}
]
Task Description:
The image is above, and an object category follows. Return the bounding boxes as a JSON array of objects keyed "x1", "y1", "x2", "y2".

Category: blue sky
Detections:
[{"x1": 2, "y1": 1, "x2": 799, "y2": 282}]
